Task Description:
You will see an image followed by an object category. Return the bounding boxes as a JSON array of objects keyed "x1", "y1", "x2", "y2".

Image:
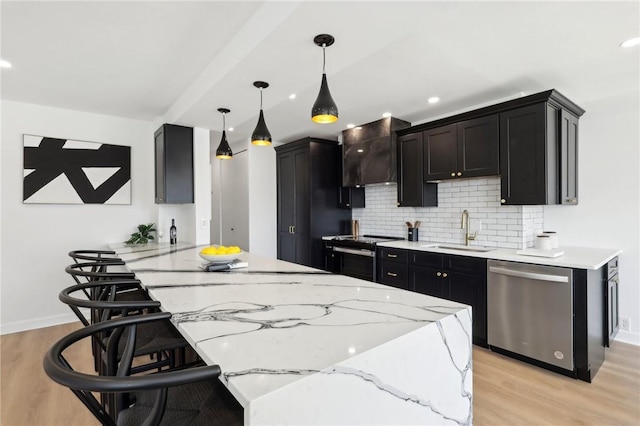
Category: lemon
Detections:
[{"x1": 200, "y1": 245, "x2": 241, "y2": 256}]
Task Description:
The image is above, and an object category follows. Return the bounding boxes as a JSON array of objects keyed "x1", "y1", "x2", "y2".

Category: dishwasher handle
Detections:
[{"x1": 489, "y1": 266, "x2": 569, "y2": 283}]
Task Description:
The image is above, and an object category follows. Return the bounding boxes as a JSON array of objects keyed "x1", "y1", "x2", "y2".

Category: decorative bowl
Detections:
[{"x1": 199, "y1": 250, "x2": 243, "y2": 264}]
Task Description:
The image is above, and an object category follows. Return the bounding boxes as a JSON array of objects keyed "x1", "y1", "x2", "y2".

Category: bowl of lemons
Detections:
[{"x1": 199, "y1": 245, "x2": 243, "y2": 263}]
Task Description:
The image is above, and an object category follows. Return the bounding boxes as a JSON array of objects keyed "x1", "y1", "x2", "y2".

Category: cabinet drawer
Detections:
[
  {"x1": 445, "y1": 255, "x2": 487, "y2": 276},
  {"x1": 607, "y1": 257, "x2": 619, "y2": 279},
  {"x1": 378, "y1": 261, "x2": 409, "y2": 289},
  {"x1": 378, "y1": 247, "x2": 408, "y2": 264}
]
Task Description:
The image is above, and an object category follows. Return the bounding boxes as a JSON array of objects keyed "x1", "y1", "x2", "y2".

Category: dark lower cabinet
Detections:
[
  {"x1": 410, "y1": 251, "x2": 487, "y2": 346},
  {"x1": 604, "y1": 257, "x2": 619, "y2": 347},
  {"x1": 276, "y1": 138, "x2": 351, "y2": 269},
  {"x1": 410, "y1": 265, "x2": 446, "y2": 299},
  {"x1": 377, "y1": 247, "x2": 409, "y2": 289}
]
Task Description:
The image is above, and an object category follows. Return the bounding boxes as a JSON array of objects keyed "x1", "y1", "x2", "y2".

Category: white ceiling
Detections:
[{"x1": 2, "y1": 1, "x2": 638, "y2": 145}]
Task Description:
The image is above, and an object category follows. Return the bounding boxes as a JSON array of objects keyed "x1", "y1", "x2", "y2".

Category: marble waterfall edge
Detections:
[{"x1": 247, "y1": 308, "x2": 473, "y2": 425}]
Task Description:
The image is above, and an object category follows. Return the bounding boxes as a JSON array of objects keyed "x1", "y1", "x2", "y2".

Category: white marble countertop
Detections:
[
  {"x1": 110, "y1": 242, "x2": 473, "y2": 425},
  {"x1": 377, "y1": 240, "x2": 621, "y2": 270}
]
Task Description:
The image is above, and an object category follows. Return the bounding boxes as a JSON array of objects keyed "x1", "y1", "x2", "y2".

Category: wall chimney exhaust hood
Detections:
[{"x1": 342, "y1": 117, "x2": 411, "y2": 186}]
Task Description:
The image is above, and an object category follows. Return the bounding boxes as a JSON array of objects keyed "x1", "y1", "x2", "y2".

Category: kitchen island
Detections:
[{"x1": 111, "y1": 243, "x2": 473, "y2": 425}]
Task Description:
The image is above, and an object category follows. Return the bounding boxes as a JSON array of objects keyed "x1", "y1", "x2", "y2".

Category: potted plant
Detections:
[{"x1": 125, "y1": 223, "x2": 156, "y2": 245}]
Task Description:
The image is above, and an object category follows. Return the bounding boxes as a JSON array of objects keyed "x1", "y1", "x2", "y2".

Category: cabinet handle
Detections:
[
  {"x1": 292, "y1": 226, "x2": 295, "y2": 234},
  {"x1": 437, "y1": 272, "x2": 442, "y2": 277},
  {"x1": 566, "y1": 198, "x2": 577, "y2": 203},
  {"x1": 500, "y1": 199, "x2": 506, "y2": 204},
  {"x1": 387, "y1": 254, "x2": 397, "y2": 258},
  {"x1": 457, "y1": 172, "x2": 462, "y2": 176},
  {"x1": 346, "y1": 203, "x2": 350, "y2": 207},
  {"x1": 450, "y1": 172, "x2": 456, "y2": 177},
  {"x1": 442, "y1": 272, "x2": 448, "y2": 278},
  {"x1": 387, "y1": 272, "x2": 397, "y2": 277}
]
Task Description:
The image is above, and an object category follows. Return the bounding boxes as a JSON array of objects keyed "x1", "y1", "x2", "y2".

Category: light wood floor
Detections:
[{"x1": 2, "y1": 322, "x2": 639, "y2": 425}]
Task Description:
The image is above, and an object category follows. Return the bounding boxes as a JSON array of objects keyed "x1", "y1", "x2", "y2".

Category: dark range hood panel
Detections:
[{"x1": 342, "y1": 117, "x2": 410, "y2": 186}]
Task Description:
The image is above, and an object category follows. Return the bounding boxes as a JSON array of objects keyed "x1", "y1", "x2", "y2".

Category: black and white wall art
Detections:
[{"x1": 23, "y1": 134, "x2": 131, "y2": 204}]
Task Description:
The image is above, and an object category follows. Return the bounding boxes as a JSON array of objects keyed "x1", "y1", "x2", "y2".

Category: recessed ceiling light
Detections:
[
  {"x1": 428, "y1": 96, "x2": 440, "y2": 104},
  {"x1": 382, "y1": 112, "x2": 392, "y2": 118},
  {"x1": 355, "y1": 126, "x2": 362, "y2": 130},
  {"x1": 289, "y1": 93, "x2": 296, "y2": 100},
  {"x1": 228, "y1": 127, "x2": 234, "y2": 132},
  {"x1": 347, "y1": 123, "x2": 355, "y2": 129},
  {"x1": 620, "y1": 37, "x2": 640, "y2": 48},
  {"x1": 357, "y1": 149, "x2": 364, "y2": 153},
  {"x1": 0, "y1": 60, "x2": 12, "y2": 68}
]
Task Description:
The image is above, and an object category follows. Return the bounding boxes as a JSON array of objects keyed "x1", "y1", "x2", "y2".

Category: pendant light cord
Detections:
[
  {"x1": 322, "y1": 44, "x2": 326, "y2": 73},
  {"x1": 260, "y1": 88, "x2": 263, "y2": 110},
  {"x1": 222, "y1": 112, "x2": 226, "y2": 130}
]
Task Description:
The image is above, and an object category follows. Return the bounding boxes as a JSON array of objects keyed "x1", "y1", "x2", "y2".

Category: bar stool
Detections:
[
  {"x1": 44, "y1": 312, "x2": 243, "y2": 425},
  {"x1": 59, "y1": 280, "x2": 191, "y2": 375}
]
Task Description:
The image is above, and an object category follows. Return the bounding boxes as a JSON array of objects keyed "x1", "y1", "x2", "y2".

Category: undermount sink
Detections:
[{"x1": 420, "y1": 243, "x2": 496, "y2": 253}]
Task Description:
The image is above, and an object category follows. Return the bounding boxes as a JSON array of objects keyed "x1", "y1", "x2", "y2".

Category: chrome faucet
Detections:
[{"x1": 461, "y1": 209, "x2": 477, "y2": 246}]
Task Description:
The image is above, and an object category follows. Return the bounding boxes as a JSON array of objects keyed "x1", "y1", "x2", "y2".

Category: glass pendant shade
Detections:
[
  {"x1": 311, "y1": 73, "x2": 338, "y2": 123},
  {"x1": 215, "y1": 108, "x2": 232, "y2": 160},
  {"x1": 251, "y1": 81, "x2": 272, "y2": 146},
  {"x1": 311, "y1": 34, "x2": 338, "y2": 124}
]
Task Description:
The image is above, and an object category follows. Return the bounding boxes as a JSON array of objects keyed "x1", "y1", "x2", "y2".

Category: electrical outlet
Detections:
[{"x1": 621, "y1": 317, "x2": 630, "y2": 332}]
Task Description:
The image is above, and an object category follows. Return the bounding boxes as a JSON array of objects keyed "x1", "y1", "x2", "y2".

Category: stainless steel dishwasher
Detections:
[{"x1": 487, "y1": 260, "x2": 574, "y2": 371}]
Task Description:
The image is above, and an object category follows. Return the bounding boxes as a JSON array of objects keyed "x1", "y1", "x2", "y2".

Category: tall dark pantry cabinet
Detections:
[{"x1": 275, "y1": 138, "x2": 350, "y2": 269}]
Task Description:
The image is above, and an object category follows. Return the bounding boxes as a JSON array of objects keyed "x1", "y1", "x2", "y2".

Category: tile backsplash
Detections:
[{"x1": 352, "y1": 177, "x2": 543, "y2": 249}]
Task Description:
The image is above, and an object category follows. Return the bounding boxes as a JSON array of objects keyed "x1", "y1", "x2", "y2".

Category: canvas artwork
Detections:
[{"x1": 23, "y1": 134, "x2": 131, "y2": 204}]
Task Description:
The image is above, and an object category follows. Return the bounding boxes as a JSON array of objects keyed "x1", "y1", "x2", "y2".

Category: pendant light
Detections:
[
  {"x1": 251, "y1": 81, "x2": 272, "y2": 146},
  {"x1": 311, "y1": 34, "x2": 338, "y2": 124},
  {"x1": 215, "y1": 108, "x2": 232, "y2": 160}
]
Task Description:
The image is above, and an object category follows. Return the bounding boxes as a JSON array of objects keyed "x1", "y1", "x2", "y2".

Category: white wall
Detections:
[
  {"x1": 0, "y1": 100, "x2": 156, "y2": 334},
  {"x1": 544, "y1": 90, "x2": 640, "y2": 345},
  {"x1": 248, "y1": 142, "x2": 277, "y2": 258}
]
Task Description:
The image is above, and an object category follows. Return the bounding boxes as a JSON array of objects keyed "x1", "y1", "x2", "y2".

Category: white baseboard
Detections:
[
  {"x1": 614, "y1": 329, "x2": 640, "y2": 346},
  {"x1": 0, "y1": 312, "x2": 83, "y2": 335}
]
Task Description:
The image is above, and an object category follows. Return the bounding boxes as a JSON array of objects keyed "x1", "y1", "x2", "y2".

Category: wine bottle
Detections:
[{"x1": 170, "y1": 219, "x2": 177, "y2": 245}]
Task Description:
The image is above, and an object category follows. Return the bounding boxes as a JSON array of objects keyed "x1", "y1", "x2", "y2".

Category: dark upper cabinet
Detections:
[
  {"x1": 500, "y1": 101, "x2": 582, "y2": 205},
  {"x1": 423, "y1": 116, "x2": 499, "y2": 181},
  {"x1": 336, "y1": 147, "x2": 365, "y2": 208},
  {"x1": 458, "y1": 115, "x2": 500, "y2": 178},
  {"x1": 397, "y1": 132, "x2": 437, "y2": 207},
  {"x1": 339, "y1": 186, "x2": 365, "y2": 209},
  {"x1": 423, "y1": 124, "x2": 457, "y2": 180},
  {"x1": 276, "y1": 138, "x2": 351, "y2": 269},
  {"x1": 342, "y1": 117, "x2": 411, "y2": 186},
  {"x1": 397, "y1": 89, "x2": 584, "y2": 206},
  {"x1": 154, "y1": 124, "x2": 193, "y2": 204},
  {"x1": 560, "y1": 110, "x2": 579, "y2": 205}
]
